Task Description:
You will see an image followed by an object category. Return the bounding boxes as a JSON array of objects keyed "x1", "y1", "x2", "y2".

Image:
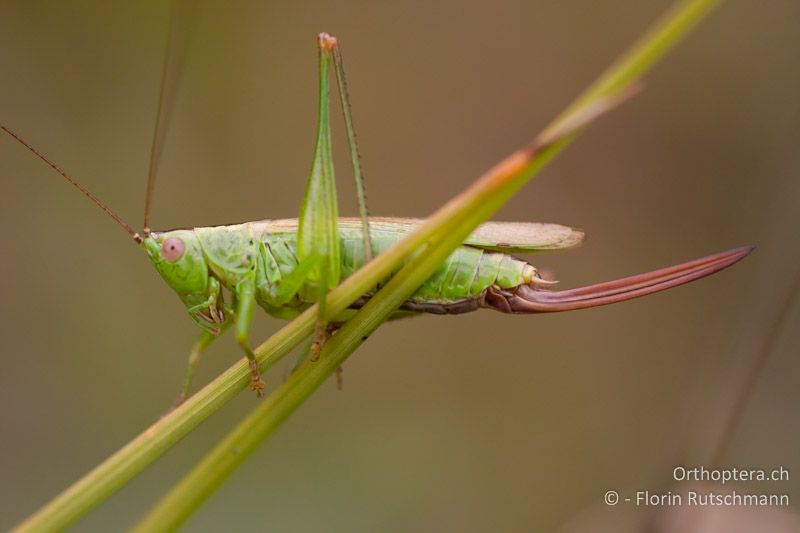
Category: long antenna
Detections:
[
  {"x1": 143, "y1": 0, "x2": 197, "y2": 235},
  {"x1": 1, "y1": 123, "x2": 143, "y2": 243}
]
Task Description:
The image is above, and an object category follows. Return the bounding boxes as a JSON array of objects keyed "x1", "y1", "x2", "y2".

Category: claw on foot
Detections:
[
  {"x1": 159, "y1": 393, "x2": 187, "y2": 419},
  {"x1": 171, "y1": 392, "x2": 188, "y2": 410},
  {"x1": 248, "y1": 359, "x2": 266, "y2": 397},
  {"x1": 310, "y1": 321, "x2": 332, "y2": 361}
]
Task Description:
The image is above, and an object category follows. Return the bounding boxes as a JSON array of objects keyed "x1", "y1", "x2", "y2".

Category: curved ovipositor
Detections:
[{"x1": 480, "y1": 246, "x2": 753, "y2": 314}]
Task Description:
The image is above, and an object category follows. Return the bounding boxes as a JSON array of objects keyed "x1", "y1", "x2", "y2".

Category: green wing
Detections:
[{"x1": 257, "y1": 217, "x2": 584, "y2": 253}]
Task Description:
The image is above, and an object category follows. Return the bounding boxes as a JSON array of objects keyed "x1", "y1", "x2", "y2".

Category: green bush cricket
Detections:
[{"x1": 0, "y1": 27, "x2": 753, "y2": 407}]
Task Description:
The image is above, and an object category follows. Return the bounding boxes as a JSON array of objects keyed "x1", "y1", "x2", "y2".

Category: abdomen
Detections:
[{"x1": 257, "y1": 227, "x2": 535, "y2": 317}]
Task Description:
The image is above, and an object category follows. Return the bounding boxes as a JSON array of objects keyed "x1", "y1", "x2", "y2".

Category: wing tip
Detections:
[{"x1": 561, "y1": 226, "x2": 586, "y2": 249}]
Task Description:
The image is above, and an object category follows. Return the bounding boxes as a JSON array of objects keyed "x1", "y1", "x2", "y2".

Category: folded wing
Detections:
[{"x1": 260, "y1": 217, "x2": 585, "y2": 254}]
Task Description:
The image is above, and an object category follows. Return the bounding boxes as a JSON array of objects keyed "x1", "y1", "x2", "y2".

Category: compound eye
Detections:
[{"x1": 162, "y1": 237, "x2": 185, "y2": 262}]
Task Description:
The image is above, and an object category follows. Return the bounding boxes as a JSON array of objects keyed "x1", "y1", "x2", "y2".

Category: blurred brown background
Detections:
[{"x1": 1, "y1": 1, "x2": 798, "y2": 531}]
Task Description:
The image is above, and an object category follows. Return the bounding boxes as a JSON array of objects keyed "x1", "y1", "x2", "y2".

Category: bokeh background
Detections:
[{"x1": 1, "y1": 1, "x2": 798, "y2": 531}]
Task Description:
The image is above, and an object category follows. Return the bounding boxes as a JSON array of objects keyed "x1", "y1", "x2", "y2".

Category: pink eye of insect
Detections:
[{"x1": 162, "y1": 237, "x2": 185, "y2": 262}]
